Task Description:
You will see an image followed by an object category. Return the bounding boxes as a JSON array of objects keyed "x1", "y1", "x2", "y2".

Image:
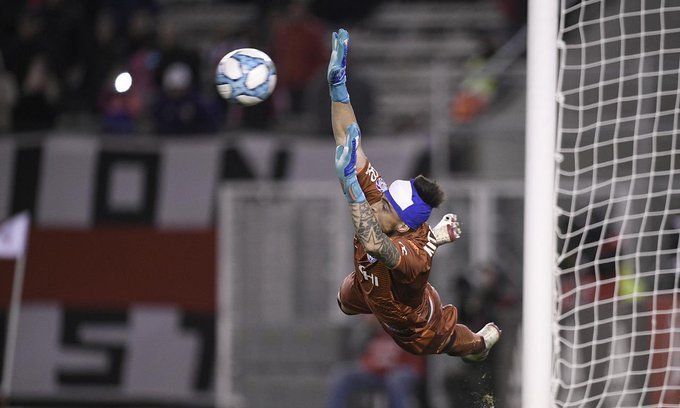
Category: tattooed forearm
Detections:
[{"x1": 351, "y1": 201, "x2": 400, "y2": 269}]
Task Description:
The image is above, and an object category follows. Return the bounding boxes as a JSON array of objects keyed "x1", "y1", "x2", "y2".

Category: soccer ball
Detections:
[{"x1": 215, "y1": 48, "x2": 277, "y2": 106}]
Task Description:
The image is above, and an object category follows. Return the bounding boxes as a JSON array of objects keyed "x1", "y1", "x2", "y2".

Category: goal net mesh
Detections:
[{"x1": 555, "y1": 0, "x2": 680, "y2": 406}]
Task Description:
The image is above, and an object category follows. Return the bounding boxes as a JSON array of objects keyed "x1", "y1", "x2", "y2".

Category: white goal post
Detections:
[
  {"x1": 523, "y1": 0, "x2": 558, "y2": 406},
  {"x1": 526, "y1": 1, "x2": 680, "y2": 407}
]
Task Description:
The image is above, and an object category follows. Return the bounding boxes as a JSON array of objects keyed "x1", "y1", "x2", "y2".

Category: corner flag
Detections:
[
  {"x1": 0, "y1": 212, "x2": 30, "y2": 260},
  {"x1": 0, "y1": 212, "x2": 31, "y2": 400}
]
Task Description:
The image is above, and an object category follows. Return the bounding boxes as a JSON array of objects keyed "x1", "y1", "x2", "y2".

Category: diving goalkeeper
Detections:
[{"x1": 329, "y1": 29, "x2": 500, "y2": 360}]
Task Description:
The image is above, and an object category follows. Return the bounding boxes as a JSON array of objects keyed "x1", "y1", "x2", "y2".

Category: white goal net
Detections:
[{"x1": 554, "y1": 0, "x2": 680, "y2": 406}]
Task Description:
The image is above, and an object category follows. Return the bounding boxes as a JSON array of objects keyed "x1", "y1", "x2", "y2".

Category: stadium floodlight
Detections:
[
  {"x1": 526, "y1": 0, "x2": 680, "y2": 406},
  {"x1": 114, "y1": 72, "x2": 132, "y2": 93}
]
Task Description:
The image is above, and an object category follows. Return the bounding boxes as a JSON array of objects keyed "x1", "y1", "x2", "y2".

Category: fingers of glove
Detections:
[
  {"x1": 338, "y1": 29, "x2": 349, "y2": 51},
  {"x1": 329, "y1": 32, "x2": 342, "y2": 64},
  {"x1": 329, "y1": 32, "x2": 338, "y2": 63},
  {"x1": 329, "y1": 29, "x2": 348, "y2": 66},
  {"x1": 445, "y1": 219, "x2": 461, "y2": 238},
  {"x1": 328, "y1": 31, "x2": 346, "y2": 85},
  {"x1": 338, "y1": 28, "x2": 349, "y2": 47},
  {"x1": 333, "y1": 32, "x2": 345, "y2": 60},
  {"x1": 452, "y1": 222, "x2": 462, "y2": 238},
  {"x1": 448, "y1": 224, "x2": 461, "y2": 240}
]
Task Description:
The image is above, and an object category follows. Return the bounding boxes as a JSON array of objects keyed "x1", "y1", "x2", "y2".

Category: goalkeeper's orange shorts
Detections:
[{"x1": 337, "y1": 271, "x2": 463, "y2": 355}]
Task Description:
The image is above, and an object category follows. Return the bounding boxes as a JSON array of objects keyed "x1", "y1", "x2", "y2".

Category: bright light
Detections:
[{"x1": 114, "y1": 72, "x2": 132, "y2": 93}]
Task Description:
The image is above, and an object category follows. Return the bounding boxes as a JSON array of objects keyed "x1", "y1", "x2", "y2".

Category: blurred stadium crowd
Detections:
[{"x1": 0, "y1": 0, "x2": 526, "y2": 137}]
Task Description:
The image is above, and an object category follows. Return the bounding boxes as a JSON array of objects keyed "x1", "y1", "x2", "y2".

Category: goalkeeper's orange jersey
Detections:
[{"x1": 338, "y1": 162, "x2": 459, "y2": 355}]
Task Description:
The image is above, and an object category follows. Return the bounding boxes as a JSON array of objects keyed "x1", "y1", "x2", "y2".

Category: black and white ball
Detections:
[{"x1": 215, "y1": 48, "x2": 277, "y2": 106}]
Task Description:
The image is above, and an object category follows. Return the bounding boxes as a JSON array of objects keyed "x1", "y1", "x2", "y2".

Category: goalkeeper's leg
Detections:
[{"x1": 446, "y1": 323, "x2": 501, "y2": 362}]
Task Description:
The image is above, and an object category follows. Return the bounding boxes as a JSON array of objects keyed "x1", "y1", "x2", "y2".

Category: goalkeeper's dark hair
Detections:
[{"x1": 413, "y1": 175, "x2": 445, "y2": 208}]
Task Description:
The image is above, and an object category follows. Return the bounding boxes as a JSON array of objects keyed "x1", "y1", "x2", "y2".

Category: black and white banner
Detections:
[
  {"x1": 0, "y1": 304, "x2": 214, "y2": 405},
  {"x1": 0, "y1": 227, "x2": 216, "y2": 406},
  {"x1": 0, "y1": 134, "x2": 427, "y2": 228}
]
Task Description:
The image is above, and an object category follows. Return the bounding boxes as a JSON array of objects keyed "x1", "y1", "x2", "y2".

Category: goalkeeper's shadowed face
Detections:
[{"x1": 372, "y1": 196, "x2": 408, "y2": 235}]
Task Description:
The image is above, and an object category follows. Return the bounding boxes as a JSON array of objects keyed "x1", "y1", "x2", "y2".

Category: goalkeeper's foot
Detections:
[
  {"x1": 462, "y1": 323, "x2": 501, "y2": 363},
  {"x1": 432, "y1": 213, "x2": 461, "y2": 246}
]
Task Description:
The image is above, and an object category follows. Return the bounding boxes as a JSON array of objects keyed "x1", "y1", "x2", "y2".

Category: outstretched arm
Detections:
[
  {"x1": 335, "y1": 124, "x2": 400, "y2": 269},
  {"x1": 328, "y1": 29, "x2": 367, "y2": 170}
]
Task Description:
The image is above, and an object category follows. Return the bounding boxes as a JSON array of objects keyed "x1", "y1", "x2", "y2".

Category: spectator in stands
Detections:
[
  {"x1": 98, "y1": 0, "x2": 159, "y2": 40},
  {"x1": 496, "y1": 0, "x2": 527, "y2": 33},
  {"x1": 11, "y1": 54, "x2": 60, "y2": 132},
  {"x1": 155, "y1": 22, "x2": 201, "y2": 92},
  {"x1": 125, "y1": 9, "x2": 161, "y2": 111},
  {"x1": 444, "y1": 274, "x2": 492, "y2": 407},
  {"x1": 453, "y1": 275, "x2": 474, "y2": 322},
  {"x1": 271, "y1": 0, "x2": 327, "y2": 114},
  {"x1": 82, "y1": 11, "x2": 126, "y2": 111},
  {"x1": 3, "y1": 12, "x2": 45, "y2": 88},
  {"x1": 39, "y1": 0, "x2": 87, "y2": 87},
  {"x1": 327, "y1": 317, "x2": 426, "y2": 408},
  {"x1": 445, "y1": 264, "x2": 517, "y2": 407},
  {"x1": 0, "y1": 52, "x2": 17, "y2": 133},
  {"x1": 152, "y1": 62, "x2": 219, "y2": 135},
  {"x1": 0, "y1": 1, "x2": 23, "y2": 56},
  {"x1": 125, "y1": 7, "x2": 156, "y2": 55}
]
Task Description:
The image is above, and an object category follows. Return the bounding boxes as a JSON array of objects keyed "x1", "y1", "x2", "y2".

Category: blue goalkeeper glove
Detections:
[
  {"x1": 335, "y1": 123, "x2": 365, "y2": 203},
  {"x1": 327, "y1": 29, "x2": 350, "y2": 103}
]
